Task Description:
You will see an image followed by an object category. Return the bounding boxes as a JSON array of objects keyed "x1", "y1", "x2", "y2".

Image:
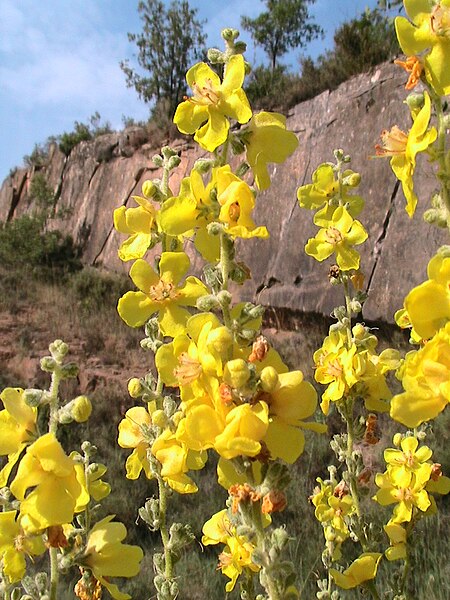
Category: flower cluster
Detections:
[{"x1": 112, "y1": 28, "x2": 320, "y2": 599}]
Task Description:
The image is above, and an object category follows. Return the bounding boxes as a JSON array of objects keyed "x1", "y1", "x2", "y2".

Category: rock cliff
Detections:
[{"x1": 1, "y1": 62, "x2": 446, "y2": 326}]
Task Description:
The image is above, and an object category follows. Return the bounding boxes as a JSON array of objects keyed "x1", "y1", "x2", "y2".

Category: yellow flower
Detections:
[
  {"x1": 330, "y1": 553, "x2": 382, "y2": 589},
  {"x1": 395, "y1": 0, "x2": 450, "y2": 95},
  {"x1": 174, "y1": 55, "x2": 252, "y2": 151},
  {"x1": 375, "y1": 91, "x2": 437, "y2": 216},
  {"x1": 159, "y1": 169, "x2": 221, "y2": 262},
  {"x1": 383, "y1": 436, "x2": 433, "y2": 487},
  {"x1": 0, "y1": 511, "x2": 45, "y2": 583},
  {"x1": 297, "y1": 163, "x2": 364, "y2": 217},
  {"x1": 151, "y1": 428, "x2": 206, "y2": 494},
  {"x1": 118, "y1": 405, "x2": 153, "y2": 480},
  {"x1": 0, "y1": 387, "x2": 37, "y2": 486},
  {"x1": 259, "y1": 368, "x2": 325, "y2": 463},
  {"x1": 384, "y1": 521, "x2": 407, "y2": 561},
  {"x1": 82, "y1": 515, "x2": 143, "y2": 600},
  {"x1": 201, "y1": 510, "x2": 259, "y2": 593},
  {"x1": 305, "y1": 206, "x2": 367, "y2": 271},
  {"x1": 213, "y1": 401, "x2": 269, "y2": 460},
  {"x1": 373, "y1": 463, "x2": 433, "y2": 522},
  {"x1": 113, "y1": 190, "x2": 159, "y2": 261},
  {"x1": 245, "y1": 111, "x2": 298, "y2": 190},
  {"x1": 117, "y1": 251, "x2": 209, "y2": 335},
  {"x1": 390, "y1": 321, "x2": 450, "y2": 427},
  {"x1": 403, "y1": 250, "x2": 450, "y2": 340},
  {"x1": 10, "y1": 433, "x2": 89, "y2": 533},
  {"x1": 216, "y1": 167, "x2": 269, "y2": 240}
]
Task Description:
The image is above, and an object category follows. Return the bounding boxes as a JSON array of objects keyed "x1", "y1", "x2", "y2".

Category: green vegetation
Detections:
[
  {"x1": 241, "y1": 0, "x2": 322, "y2": 73},
  {"x1": 0, "y1": 216, "x2": 81, "y2": 286},
  {"x1": 58, "y1": 111, "x2": 113, "y2": 156},
  {"x1": 246, "y1": 8, "x2": 400, "y2": 109},
  {"x1": 120, "y1": 0, "x2": 206, "y2": 125}
]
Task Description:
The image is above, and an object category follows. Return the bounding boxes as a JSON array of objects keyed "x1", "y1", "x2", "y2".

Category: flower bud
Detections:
[
  {"x1": 207, "y1": 47, "x2": 225, "y2": 63},
  {"x1": 152, "y1": 154, "x2": 164, "y2": 167},
  {"x1": 60, "y1": 362, "x2": 79, "y2": 379},
  {"x1": 49, "y1": 339, "x2": 69, "y2": 361},
  {"x1": 233, "y1": 41, "x2": 247, "y2": 54},
  {"x1": 224, "y1": 358, "x2": 251, "y2": 389},
  {"x1": 152, "y1": 409, "x2": 167, "y2": 428},
  {"x1": 40, "y1": 356, "x2": 57, "y2": 372},
  {"x1": 393, "y1": 433, "x2": 403, "y2": 447},
  {"x1": 168, "y1": 155, "x2": 181, "y2": 170},
  {"x1": 405, "y1": 92, "x2": 424, "y2": 110},
  {"x1": 142, "y1": 180, "x2": 155, "y2": 198},
  {"x1": 196, "y1": 294, "x2": 220, "y2": 311},
  {"x1": 23, "y1": 388, "x2": 44, "y2": 407},
  {"x1": 217, "y1": 290, "x2": 232, "y2": 306},
  {"x1": 207, "y1": 221, "x2": 223, "y2": 235},
  {"x1": 342, "y1": 171, "x2": 361, "y2": 187},
  {"x1": 207, "y1": 326, "x2": 233, "y2": 355},
  {"x1": 260, "y1": 366, "x2": 279, "y2": 393},
  {"x1": 71, "y1": 396, "x2": 92, "y2": 422},
  {"x1": 128, "y1": 378, "x2": 143, "y2": 398},
  {"x1": 194, "y1": 158, "x2": 214, "y2": 173},
  {"x1": 221, "y1": 28, "x2": 239, "y2": 42}
]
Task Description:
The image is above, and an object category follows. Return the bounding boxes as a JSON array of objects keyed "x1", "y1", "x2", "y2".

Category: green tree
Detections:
[
  {"x1": 120, "y1": 0, "x2": 206, "y2": 122},
  {"x1": 241, "y1": 0, "x2": 322, "y2": 73}
]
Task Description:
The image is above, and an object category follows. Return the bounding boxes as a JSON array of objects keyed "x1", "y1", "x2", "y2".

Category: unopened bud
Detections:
[
  {"x1": 23, "y1": 388, "x2": 44, "y2": 407},
  {"x1": 152, "y1": 409, "x2": 167, "y2": 428},
  {"x1": 40, "y1": 356, "x2": 57, "y2": 372},
  {"x1": 207, "y1": 48, "x2": 225, "y2": 63},
  {"x1": 207, "y1": 326, "x2": 233, "y2": 355},
  {"x1": 196, "y1": 294, "x2": 220, "y2": 311},
  {"x1": 70, "y1": 396, "x2": 92, "y2": 422},
  {"x1": 393, "y1": 433, "x2": 403, "y2": 447},
  {"x1": 405, "y1": 92, "x2": 424, "y2": 110},
  {"x1": 194, "y1": 158, "x2": 214, "y2": 173},
  {"x1": 207, "y1": 221, "x2": 223, "y2": 235},
  {"x1": 221, "y1": 28, "x2": 239, "y2": 42},
  {"x1": 260, "y1": 367, "x2": 279, "y2": 393},
  {"x1": 60, "y1": 362, "x2": 79, "y2": 379},
  {"x1": 142, "y1": 180, "x2": 156, "y2": 198},
  {"x1": 168, "y1": 155, "x2": 181, "y2": 170},
  {"x1": 49, "y1": 339, "x2": 69, "y2": 360},
  {"x1": 152, "y1": 154, "x2": 164, "y2": 167},
  {"x1": 224, "y1": 358, "x2": 251, "y2": 389},
  {"x1": 233, "y1": 41, "x2": 247, "y2": 54},
  {"x1": 217, "y1": 290, "x2": 232, "y2": 306},
  {"x1": 342, "y1": 171, "x2": 361, "y2": 187},
  {"x1": 128, "y1": 378, "x2": 143, "y2": 398}
]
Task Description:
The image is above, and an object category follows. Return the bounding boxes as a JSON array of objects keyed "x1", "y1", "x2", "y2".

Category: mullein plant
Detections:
[
  {"x1": 114, "y1": 28, "x2": 325, "y2": 600},
  {"x1": 300, "y1": 1, "x2": 450, "y2": 598},
  {"x1": 0, "y1": 340, "x2": 143, "y2": 600},
  {"x1": 4, "y1": 3, "x2": 450, "y2": 599}
]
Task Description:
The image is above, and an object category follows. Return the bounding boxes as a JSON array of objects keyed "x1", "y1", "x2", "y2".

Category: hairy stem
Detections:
[
  {"x1": 49, "y1": 546, "x2": 59, "y2": 600},
  {"x1": 157, "y1": 474, "x2": 173, "y2": 585}
]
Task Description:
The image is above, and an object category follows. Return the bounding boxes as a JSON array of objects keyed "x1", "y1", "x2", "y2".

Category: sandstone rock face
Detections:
[{"x1": 0, "y1": 62, "x2": 446, "y2": 325}]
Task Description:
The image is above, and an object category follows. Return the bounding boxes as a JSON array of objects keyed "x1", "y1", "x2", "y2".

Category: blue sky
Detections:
[{"x1": 0, "y1": 0, "x2": 388, "y2": 182}]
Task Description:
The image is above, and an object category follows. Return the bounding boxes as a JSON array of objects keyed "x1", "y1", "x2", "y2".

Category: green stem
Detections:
[
  {"x1": 219, "y1": 231, "x2": 233, "y2": 328},
  {"x1": 4, "y1": 583, "x2": 11, "y2": 600},
  {"x1": 430, "y1": 89, "x2": 450, "y2": 221},
  {"x1": 220, "y1": 136, "x2": 230, "y2": 167},
  {"x1": 365, "y1": 580, "x2": 381, "y2": 600},
  {"x1": 251, "y1": 503, "x2": 282, "y2": 600},
  {"x1": 157, "y1": 474, "x2": 173, "y2": 584},
  {"x1": 48, "y1": 367, "x2": 62, "y2": 434},
  {"x1": 49, "y1": 546, "x2": 59, "y2": 600}
]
